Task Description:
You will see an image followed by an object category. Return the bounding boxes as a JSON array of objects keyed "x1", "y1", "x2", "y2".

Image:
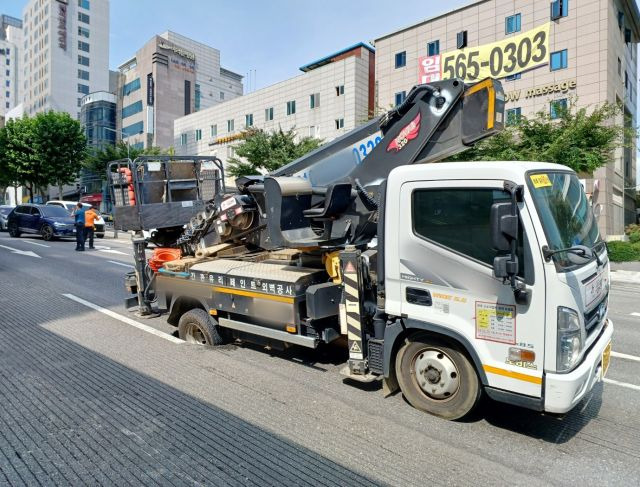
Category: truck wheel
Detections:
[
  {"x1": 178, "y1": 309, "x2": 224, "y2": 345},
  {"x1": 395, "y1": 334, "x2": 480, "y2": 420}
]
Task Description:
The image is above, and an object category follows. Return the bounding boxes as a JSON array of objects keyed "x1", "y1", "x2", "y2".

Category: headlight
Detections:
[
  {"x1": 53, "y1": 222, "x2": 64, "y2": 227},
  {"x1": 557, "y1": 307, "x2": 585, "y2": 372}
]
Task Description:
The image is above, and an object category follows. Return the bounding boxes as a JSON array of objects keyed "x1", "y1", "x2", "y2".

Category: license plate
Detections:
[
  {"x1": 585, "y1": 274, "x2": 604, "y2": 307},
  {"x1": 602, "y1": 340, "x2": 612, "y2": 378}
]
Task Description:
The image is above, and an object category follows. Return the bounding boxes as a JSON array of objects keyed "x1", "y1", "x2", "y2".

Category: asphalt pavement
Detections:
[{"x1": 0, "y1": 231, "x2": 639, "y2": 486}]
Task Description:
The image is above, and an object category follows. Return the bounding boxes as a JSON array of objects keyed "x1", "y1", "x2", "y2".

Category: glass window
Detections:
[
  {"x1": 505, "y1": 13, "x2": 521, "y2": 34},
  {"x1": 5, "y1": 80, "x2": 9, "y2": 87},
  {"x1": 286, "y1": 100, "x2": 296, "y2": 115},
  {"x1": 180, "y1": 133, "x2": 187, "y2": 145},
  {"x1": 427, "y1": 40, "x2": 440, "y2": 56},
  {"x1": 335, "y1": 85, "x2": 344, "y2": 96},
  {"x1": 550, "y1": 49, "x2": 568, "y2": 70},
  {"x1": 78, "y1": 26, "x2": 89, "y2": 38},
  {"x1": 265, "y1": 107, "x2": 273, "y2": 121},
  {"x1": 122, "y1": 101, "x2": 143, "y2": 119},
  {"x1": 335, "y1": 118, "x2": 344, "y2": 129},
  {"x1": 395, "y1": 91, "x2": 406, "y2": 107},
  {"x1": 506, "y1": 107, "x2": 521, "y2": 125},
  {"x1": 5, "y1": 59, "x2": 9, "y2": 66},
  {"x1": 78, "y1": 41, "x2": 90, "y2": 53},
  {"x1": 245, "y1": 114, "x2": 253, "y2": 127},
  {"x1": 122, "y1": 121, "x2": 144, "y2": 137},
  {"x1": 77, "y1": 83, "x2": 89, "y2": 95},
  {"x1": 413, "y1": 188, "x2": 519, "y2": 267},
  {"x1": 194, "y1": 83, "x2": 201, "y2": 111},
  {"x1": 227, "y1": 119, "x2": 234, "y2": 132},
  {"x1": 219, "y1": 91, "x2": 224, "y2": 100},
  {"x1": 122, "y1": 78, "x2": 141, "y2": 96},
  {"x1": 550, "y1": 0, "x2": 568, "y2": 19},
  {"x1": 309, "y1": 93, "x2": 320, "y2": 109},
  {"x1": 395, "y1": 51, "x2": 406, "y2": 68},
  {"x1": 195, "y1": 129, "x2": 202, "y2": 141},
  {"x1": 78, "y1": 12, "x2": 89, "y2": 24},
  {"x1": 78, "y1": 0, "x2": 90, "y2": 9},
  {"x1": 78, "y1": 55, "x2": 90, "y2": 66},
  {"x1": 77, "y1": 69, "x2": 89, "y2": 80},
  {"x1": 210, "y1": 124, "x2": 217, "y2": 137},
  {"x1": 550, "y1": 98, "x2": 567, "y2": 119}
]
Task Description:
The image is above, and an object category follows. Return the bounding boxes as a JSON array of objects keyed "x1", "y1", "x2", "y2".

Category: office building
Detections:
[
  {"x1": 0, "y1": 14, "x2": 22, "y2": 117},
  {"x1": 373, "y1": 0, "x2": 639, "y2": 236},
  {"x1": 117, "y1": 31, "x2": 243, "y2": 150},
  {"x1": 22, "y1": 0, "x2": 110, "y2": 118},
  {"x1": 80, "y1": 90, "x2": 116, "y2": 151},
  {"x1": 174, "y1": 43, "x2": 375, "y2": 174}
]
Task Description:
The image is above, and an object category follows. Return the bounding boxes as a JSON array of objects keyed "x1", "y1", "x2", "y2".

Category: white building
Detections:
[
  {"x1": 174, "y1": 43, "x2": 375, "y2": 172},
  {"x1": 22, "y1": 0, "x2": 109, "y2": 119},
  {"x1": 0, "y1": 14, "x2": 23, "y2": 117},
  {"x1": 117, "y1": 31, "x2": 243, "y2": 150}
]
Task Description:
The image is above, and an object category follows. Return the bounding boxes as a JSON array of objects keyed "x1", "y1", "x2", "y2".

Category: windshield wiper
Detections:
[{"x1": 542, "y1": 243, "x2": 604, "y2": 267}]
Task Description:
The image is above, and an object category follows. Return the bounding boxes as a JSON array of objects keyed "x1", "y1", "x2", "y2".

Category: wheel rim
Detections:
[
  {"x1": 412, "y1": 348, "x2": 460, "y2": 400},
  {"x1": 42, "y1": 226, "x2": 53, "y2": 240},
  {"x1": 184, "y1": 323, "x2": 208, "y2": 344}
]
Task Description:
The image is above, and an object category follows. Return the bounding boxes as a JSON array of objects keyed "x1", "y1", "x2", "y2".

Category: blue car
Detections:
[{"x1": 7, "y1": 203, "x2": 77, "y2": 241}]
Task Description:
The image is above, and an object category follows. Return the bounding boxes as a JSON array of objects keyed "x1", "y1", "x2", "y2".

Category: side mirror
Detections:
[{"x1": 490, "y1": 202, "x2": 518, "y2": 251}]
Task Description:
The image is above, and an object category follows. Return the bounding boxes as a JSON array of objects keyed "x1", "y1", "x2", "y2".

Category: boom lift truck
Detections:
[{"x1": 110, "y1": 78, "x2": 612, "y2": 420}]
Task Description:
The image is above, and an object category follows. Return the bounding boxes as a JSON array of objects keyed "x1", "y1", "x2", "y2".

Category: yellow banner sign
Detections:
[{"x1": 418, "y1": 23, "x2": 550, "y2": 83}]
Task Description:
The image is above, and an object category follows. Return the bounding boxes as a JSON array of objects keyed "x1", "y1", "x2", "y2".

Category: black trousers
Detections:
[
  {"x1": 75, "y1": 223, "x2": 85, "y2": 249},
  {"x1": 83, "y1": 227, "x2": 94, "y2": 248}
]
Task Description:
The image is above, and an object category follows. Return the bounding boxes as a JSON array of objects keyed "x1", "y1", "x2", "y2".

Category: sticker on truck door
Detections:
[{"x1": 475, "y1": 301, "x2": 516, "y2": 344}]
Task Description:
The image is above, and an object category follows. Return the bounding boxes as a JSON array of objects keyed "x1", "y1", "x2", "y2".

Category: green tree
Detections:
[
  {"x1": 2, "y1": 116, "x2": 39, "y2": 202},
  {"x1": 226, "y1": 128, "x2": 323, "y2": 178},
  {"x1": 83, "y1": 142, "x2": 166, "y2": 179},
  {"x1": 447, "y1": 99, "x2": 635, "y2": 174},
  {"x1": 33, "y1": 111, "x2": 88, "y2": 199}
]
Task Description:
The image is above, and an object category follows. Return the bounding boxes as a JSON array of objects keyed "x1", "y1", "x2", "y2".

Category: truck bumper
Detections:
[{"x1": 544, "y1": 319, "x2": 613, "y2": 414}]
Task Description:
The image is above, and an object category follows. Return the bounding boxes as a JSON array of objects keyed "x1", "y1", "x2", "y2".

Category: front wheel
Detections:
[
  {"x1": 178, "y1": 309, "x2": 224, "y2": 345},
  {"x1": 396, "y1": 334, "x2": 480, "y2": 420},
  {"x1": 41, "y1": 224, "x2": 55, "y2": 241},
  {"x1": 8, "y1": 222, "x2": 20, "y2": 238}
]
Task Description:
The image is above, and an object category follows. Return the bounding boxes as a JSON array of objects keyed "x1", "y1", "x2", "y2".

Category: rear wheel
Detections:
[
  {"x1": 8, "y1": 222, "x2": 20, "y2": 238},
  {"x1": 41, "y1": 224, "x2": 55, "y2": 241},
  {"x1": 178, "y1": 309, "x2": 224, "y2": 345},
  {"x1": 396, "y1": 334, "x2": 480, "y2": 420}
]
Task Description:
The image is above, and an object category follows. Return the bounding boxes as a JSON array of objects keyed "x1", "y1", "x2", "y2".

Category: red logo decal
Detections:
[{"x1": 386, "y1": 112, "x2": 421, "y2": 153}]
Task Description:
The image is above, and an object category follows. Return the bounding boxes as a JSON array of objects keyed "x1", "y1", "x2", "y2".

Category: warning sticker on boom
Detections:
[{"x1": 475, "y1": 301, "x2": 516, "y2": 344}]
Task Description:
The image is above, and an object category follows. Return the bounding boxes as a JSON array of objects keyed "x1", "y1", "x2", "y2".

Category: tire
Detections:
[
  {"x1": 41, "y1": 224, "x2": 55, "y2": 241},
  {"x1": 178, "y1": 309, "x2": 224, "y2": 345},
  {"x1": 96, "y1": 234, "x2": 104, "y2": 239},
  {"x1": 8, "y1": 222, "x2": 20, "y2": 238},
  {"x1": 395, "y1": 334, "x2": 480, "y2": 420}
]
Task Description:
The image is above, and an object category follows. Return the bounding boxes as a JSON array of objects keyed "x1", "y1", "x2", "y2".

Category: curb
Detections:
[{"x1": 610, "y1": 270, "x2": 640, "y2": 285}]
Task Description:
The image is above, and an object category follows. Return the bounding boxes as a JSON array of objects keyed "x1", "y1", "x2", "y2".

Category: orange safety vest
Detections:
[{"x1": 85, "y1": 209, "x2": 98, "y2": 228}]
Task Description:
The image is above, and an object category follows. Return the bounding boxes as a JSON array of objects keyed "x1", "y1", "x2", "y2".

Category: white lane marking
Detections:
[
  {"x1": 0, "y1": 244, "x2": 40, "y2": 258},
  {"x1": 109, "y1": 260, "x2": 135, "y2": 269},
  {"x1": 603, "y1": 378, "x2": 640, "y2": 392},
  {"x1": 631, "y1": 312, "x2": 640, "y2": 317},
  {"x1": 21, "y1": 240, "x2": 50, "y2": 247},
  {"x1": 94, "y1": 245, "x2": 128, "y2": 255},
  {"x1": 62, "y1": 293, "x2": 183, "y2": 344},
  {"x1": 611, "y1": 351, "x2": 640, "y2": 363}
]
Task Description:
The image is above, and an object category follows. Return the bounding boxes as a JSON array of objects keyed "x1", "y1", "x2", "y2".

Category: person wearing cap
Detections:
[{"x1": 84, "y1": 205, "x2": 99, "y2": 250}]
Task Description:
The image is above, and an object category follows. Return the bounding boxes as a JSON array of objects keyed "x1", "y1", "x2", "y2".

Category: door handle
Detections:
[{"x1": 406, "y1": 287, "x2": 432, "y2": 306}]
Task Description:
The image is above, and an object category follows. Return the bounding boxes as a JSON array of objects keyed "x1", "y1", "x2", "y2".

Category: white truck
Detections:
[{"x1": 114, "y1": 78, "x2": 612, "y2": 420}]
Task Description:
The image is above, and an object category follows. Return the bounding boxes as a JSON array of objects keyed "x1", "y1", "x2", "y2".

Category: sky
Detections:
[{"x1": 1, "y1": 0, "x2": 471, "y2": 90}]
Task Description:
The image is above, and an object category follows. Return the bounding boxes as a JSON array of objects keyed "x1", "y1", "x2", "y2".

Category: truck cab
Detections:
[{"x1": 383, "y1": 161, "x2": 612, "y2": 416}]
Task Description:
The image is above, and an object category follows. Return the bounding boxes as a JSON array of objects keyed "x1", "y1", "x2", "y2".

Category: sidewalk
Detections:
[{"x1": 610, "y1": 261, "x2": 640, "y2": 285}]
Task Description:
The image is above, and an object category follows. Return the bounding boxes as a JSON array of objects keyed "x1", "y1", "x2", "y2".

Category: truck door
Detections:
[{"x1": 390, "y1": 179, "x2": 546, "y2": 398}]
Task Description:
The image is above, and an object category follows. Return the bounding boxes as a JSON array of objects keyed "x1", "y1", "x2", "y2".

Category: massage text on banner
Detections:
[{"x1": 419, "y1": 23, "x2": 551, "y2": 83}]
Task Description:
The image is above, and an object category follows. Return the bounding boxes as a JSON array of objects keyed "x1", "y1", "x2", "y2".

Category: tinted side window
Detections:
[
  {"x1": 412, "y1": 188, "x2": 524, "y2": 273},
  {"x1": 15, "y1": 205, "x2": 28, "y2": 214},
  {"x1": 30, "y1": 207, "x2": 41, "y2": 216}
]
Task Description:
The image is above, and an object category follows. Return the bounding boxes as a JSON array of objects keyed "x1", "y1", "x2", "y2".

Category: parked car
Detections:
[
  {"x1": 46, "y1": 200, "x2": 105, "y2": 238},
  {"x1": 7, "y1": 204, "x2": 76, "y2": 240},
  {"x1": 0, "y1": 205, "x2": 14, "y2": 231}
]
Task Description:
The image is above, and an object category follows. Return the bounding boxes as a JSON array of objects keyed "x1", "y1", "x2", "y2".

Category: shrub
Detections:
[
  {"x1": 629, "y1": 232, "x2": 640, "y2": 244},
  {"x1": 607, "y1": 241, "x2": 640, "y2": 262},
  {"x1": 625, "y1": 223, "x2": 640, "y2": 235}
]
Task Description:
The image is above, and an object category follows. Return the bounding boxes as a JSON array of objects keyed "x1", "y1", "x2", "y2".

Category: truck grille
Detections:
[
  {"x1": 584, "y1": 293, "x2": 608, "y2": 335},
  {"x1": 368, "y1": 339, "x2": 384, "y2": 374}
]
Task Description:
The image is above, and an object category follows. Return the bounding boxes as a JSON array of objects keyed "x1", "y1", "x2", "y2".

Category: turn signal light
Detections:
[
  {"x1": 508, "y1": 347, "x2": 536, "y2": 363},
  {"x1": 209, "y1": 309, "x2": 217, "y2": 316},
  {"x1": 286, "y1": 325, "x2": 297, "y2": 333}
]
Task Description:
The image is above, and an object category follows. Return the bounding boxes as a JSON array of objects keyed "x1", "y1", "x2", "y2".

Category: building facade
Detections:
[
  {"x1": 22, "y1": 0, "x2": 110, "y2": 119},
  {"x1": 174, "y1": 43, "x2": 375, "y2": 174},
  {"x1": 0, "y1": 15, "x2": 23, "y2": 117},
  {"x1": 117, "y1": 31, "x2": 243, "y2": 150},
  {"x1": 373, "y1": 0, "x2": 639, "y2": 236},
  {"x1": 80, "y1": 90, "x2": 116, "y2": 150}
]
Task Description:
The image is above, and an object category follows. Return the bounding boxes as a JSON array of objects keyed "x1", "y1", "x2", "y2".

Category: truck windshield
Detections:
[{"x1": 528, "y1": 171, "x2": 601, "y2": 268}]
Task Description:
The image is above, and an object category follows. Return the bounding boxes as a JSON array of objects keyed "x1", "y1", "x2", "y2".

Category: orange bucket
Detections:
[{"x1": 148, "y1": 247, "x2": 181, "y2": 272}]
